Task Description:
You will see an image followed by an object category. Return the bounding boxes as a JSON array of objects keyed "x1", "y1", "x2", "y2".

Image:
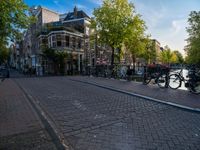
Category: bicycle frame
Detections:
[
  {"x1": 169, "y1": 67, "x2": 199, "y2": 90},
  {"x1": 143, "y1": 68, "x2": 169, "y2": 87}
]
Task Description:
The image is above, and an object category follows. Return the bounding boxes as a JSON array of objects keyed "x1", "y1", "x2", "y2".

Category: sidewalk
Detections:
[
  {"x1": 0, "y1": 79, "x2": 57, "y2": 149},
  {"x1": 71, "y1": 76, "x2": 200, "y2": 111}
]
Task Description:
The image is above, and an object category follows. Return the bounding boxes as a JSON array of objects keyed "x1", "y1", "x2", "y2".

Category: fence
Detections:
[{"x1": 84, "y1": 65, "x2": 144, "y2": 81}]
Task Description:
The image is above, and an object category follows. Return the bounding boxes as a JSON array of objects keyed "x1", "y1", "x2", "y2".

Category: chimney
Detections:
[{"x1": 74, "y1": 6, "x2": 78, "y2": 18}]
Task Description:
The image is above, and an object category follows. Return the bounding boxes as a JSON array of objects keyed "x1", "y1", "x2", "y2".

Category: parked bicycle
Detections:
[
  {"x1": 112, "y1": 65, "x2": 127, "y2": 79},
  {"x1": 168, "y1": 66, "x2": 200, "y2": 94},
  {"x1": 143, "y1": 64, "x2": 170, "y2": 88}
]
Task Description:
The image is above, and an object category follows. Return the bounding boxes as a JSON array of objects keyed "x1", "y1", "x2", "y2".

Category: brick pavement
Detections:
[
  {"x1": 70, "y1": 76, "x2": 200, "y2": 110},
  {"x1": 15, "y1": 77, "x2": 200, "y2": 150},
  {"x1": 0, "y1": 79, "x2": 58, "y2": 149}
]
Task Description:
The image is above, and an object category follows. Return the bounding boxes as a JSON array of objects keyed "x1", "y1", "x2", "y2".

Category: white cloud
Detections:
[
  {"x1": 133, "y1": 2, "x2": 166, "y2": 29},
  {"x1": 169, "y1": 19, "x2": 187, "y2": 55},
  {"x1": 171, "y1": 19, "x2": 186, "y2": 35},
  {"x1": 151, "y1": 19, "x2": 188, "y2": 56},
  {"x1": 132, "y1": 0, "x2": 188, "y2": 55}
]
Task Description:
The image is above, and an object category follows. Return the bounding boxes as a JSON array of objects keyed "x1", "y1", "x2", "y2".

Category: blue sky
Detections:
[{"x1": 24, "y1": 0, "x2": 200, "y2": 55}]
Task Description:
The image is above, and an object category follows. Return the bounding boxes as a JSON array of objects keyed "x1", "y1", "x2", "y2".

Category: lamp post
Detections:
[{"x1": 95, "y1": 33, "x2": 98, "y2": 76}]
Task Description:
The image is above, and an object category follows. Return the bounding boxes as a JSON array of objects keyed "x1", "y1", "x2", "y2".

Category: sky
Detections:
[{"x1": 24, "y1": 0, "x2": 200, "y2": 56}]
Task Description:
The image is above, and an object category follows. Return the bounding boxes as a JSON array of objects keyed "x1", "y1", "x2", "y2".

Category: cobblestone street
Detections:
[
  {"x1": 11, "y1": 76, "x2": 200, "y2": 150},
  {"x1": 70, "y1": 76, "x2": 200, "y2": 109},
  {"x1": 1, "y1": 0, "x2": 200, "y2": 149}
]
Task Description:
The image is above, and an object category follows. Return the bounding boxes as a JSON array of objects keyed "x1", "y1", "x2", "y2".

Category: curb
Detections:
[
  {"x1": 14, "y1": 80, "x2": 71, "y2": 150},
  {"x1": 70, "y1": 79, "x2": 200, "y2": 113}
]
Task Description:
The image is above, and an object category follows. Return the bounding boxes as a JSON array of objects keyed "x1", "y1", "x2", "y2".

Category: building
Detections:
[
  {"x1": 38, "y1": 26, "x2": 85, "y2": 74},
  {"x1": 18, "y1": 6, "x2": 91, "y2": 75},
  {"x1": 20, "y1": 6, "x2": 60, "y2": 74},
  {"x1": 11, "y1": 5, "x2": 163, "y2": 76},
  {"x1": 152, "y1": 39, "x2": 161, "y2": 62},
  {"x1": 9, "y1": 41, "x2": 23, "y2": 70}
]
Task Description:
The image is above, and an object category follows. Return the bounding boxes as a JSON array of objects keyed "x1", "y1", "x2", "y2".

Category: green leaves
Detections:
[
  {"x1": 92, "y1": 0, "x2": 147, "y2": 65},
  {"x1": 0, "y1": 0, "x2": 32, "y2": 44},
  {"x1": 42, "y1": 48, "x2": 68, "y2": 63},
  {"x1": 159, "y1": 46, "x2": 181, "y2": 64},
  {"x1": 0, "y1": 46, "x2": 9, "y2": 64},
  {"x1": 0, "y1": 0, "x2": 35, "y2": 63},
  {"x1": 186, "y1": 11, "x2": 200, "y2": 64},
  {"x1": 124, "y1": 13, "x2": 148, "y2": 65},
  {"x1": 173, "y1": 51, "x2": 184, "y2": 64},
  {"x1": 42, "y1": 48, "x2": 68, "y2": 74}
]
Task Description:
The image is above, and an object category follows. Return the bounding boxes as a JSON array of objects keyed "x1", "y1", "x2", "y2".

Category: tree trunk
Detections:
[
  {"x1": 132, "y1": 54, "x2": 136, "y2": 74},
  {"x1": 118, "y1": 48, "x2": 121, "y2": 63},
  {"x1": 111, "y1": 47, "x2": 114, "y2": 66}
]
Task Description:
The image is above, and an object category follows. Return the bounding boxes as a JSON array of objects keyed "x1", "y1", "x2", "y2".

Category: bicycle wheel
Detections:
[
  {"x1": 168, "y1": 74, "x2": 182, "y2": 89},
  {"x1": 143, "y1": 72, "x2": 151, "y2": 85},
  {"x1": 157, "y1": 74, "x2": 168, "y2": 88},
  {"x1": 189, "y1": 81, "x2": 200, "y2": 94}
]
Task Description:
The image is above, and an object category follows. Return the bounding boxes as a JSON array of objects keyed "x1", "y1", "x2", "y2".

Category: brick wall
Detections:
[{"x1": 42, "y1": 8, "x2": 59, "y2": 24}]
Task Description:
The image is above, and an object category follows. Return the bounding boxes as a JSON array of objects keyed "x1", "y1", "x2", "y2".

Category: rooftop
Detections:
[{"x1": 64, "y1": 6, "x2": 90, "y2": 21}]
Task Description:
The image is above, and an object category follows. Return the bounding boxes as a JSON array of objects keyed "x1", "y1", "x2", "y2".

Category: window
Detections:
[
  {"x1": 61, "y1": 35, "x2": 65, "y2": 47},
  {"x1": 53, "y1": 42, "x2": 56, "y2": 48},
  {"x1": 48, "y1": 37, "x2": 51, "y2": 47},
  {"x1": 56, "y1": 35, "x2": 62, "y2": 47},
  {"x1": 72, "y1": 37, "x2": 76, "y2": 49},
  {"x1": 52, "y1": 35, "x2": 56, "y2": 47},
  {"x1": 65, "y1": 36, "x2": 69, "y2": 47},
  {"x1": 52, "y1": 35, "x2": 56, "y2": 41},
  {"x1": 42, "y1": 38, "x2": 47, "y2": 44},
  {"x1": 92, "y1": 58, "x2": 95, "y2": 67},
  {"x1": 80, "y1": 54, "x2": 82, "y2": 62},
  {"x1": 78, "y1": 39, "x2": 82, "y2": 49}
]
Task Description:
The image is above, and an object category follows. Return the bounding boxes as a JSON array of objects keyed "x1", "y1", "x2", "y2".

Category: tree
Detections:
[
  {"x1": 0, "y1": 0, "x2": 34, "y2": 62},
  {"x1": 186, "y1": 11, "x2": 200, "y2": 64},
  {"x1": 0, "y1": 0, "x2": 33, "y2": 42},
  {"x1": 0, "y1": 46, "x2": 9, "y2": 65},
  {"x1": 141, "y1": 38, "x2": 157, "y2": 64},
  {"x1": 173, "y1": 51, "x2": 184, "y2": 64},
  {"x1": 124, "y1": 14, "x2": 148, "y2": 69},
  {"x1": 171, "y1": 52, "x2": 178, "y2": 63},
  {"x1": 42, "y1": 48, "x2": 68, "y2": 74},
  {"x1": 159, "y1": 46, "x2": 177, "y2": 64},
  {"x1": 92, "y1": 0, "x2": 141, "y2": 66},
  {"x1": 55, "y1": 51, "x2": 68, "y2": 74}
]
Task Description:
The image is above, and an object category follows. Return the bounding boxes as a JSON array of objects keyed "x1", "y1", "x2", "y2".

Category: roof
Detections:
[
  {"x1": 152, "y1": 39, "x2": 160, "y2": 45},
  {"x1": 31, "y1": 5, "x2": 59, "y2": 17},
  {"x1": 59, "y1": 13, "x2": 67, "y2": 21},
  {"x1": 40, "y1": 21, "x2": 83, "y2": 36},
  {"x1": 64, "y1": 10, "x2": 90, "y2": 21},
  {"x1": 41, "y1": 6, "x2": 59, "y2": 15}
]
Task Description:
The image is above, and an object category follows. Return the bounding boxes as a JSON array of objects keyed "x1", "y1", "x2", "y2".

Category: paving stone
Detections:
[
  {"x1": 15, "y1": 77, "x2": 200, "y2": 150},
  {"x1": 0, "y1": 79, "x2": 57, "y2": 149}
]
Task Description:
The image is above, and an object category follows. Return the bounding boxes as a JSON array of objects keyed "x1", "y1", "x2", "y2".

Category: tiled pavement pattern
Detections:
[
  {"x1": 15, "y1": 77, "x2": 200, "y2": 150},
  {"x1": 70, "y1": 76, "x2": 200, "y2": 109},
  {"x1": 0, "y1": 79, "x2": 57, "y2": 150}
]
